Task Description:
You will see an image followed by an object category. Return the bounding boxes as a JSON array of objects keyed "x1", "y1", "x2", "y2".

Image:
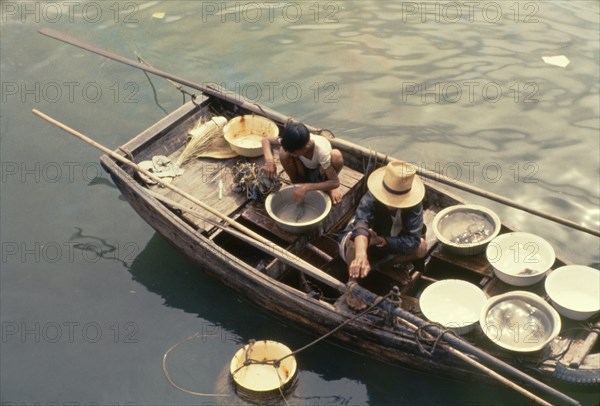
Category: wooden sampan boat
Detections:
[{"x1": 34, "y1": 28, "x2": 599, "y2": 406}]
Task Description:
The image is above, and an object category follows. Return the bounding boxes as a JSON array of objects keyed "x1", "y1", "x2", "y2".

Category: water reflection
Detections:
[
  {"x1": 68, "y1": 226, "x2": 134, "y2": 268},
  {"x1": 127, "y1": 233, "x2": 372, "y2": 404}
]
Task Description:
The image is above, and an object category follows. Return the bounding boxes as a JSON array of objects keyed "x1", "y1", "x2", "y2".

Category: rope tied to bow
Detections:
[{"x1": 415, "y1": 322, "x2": 459, "y2": 357}]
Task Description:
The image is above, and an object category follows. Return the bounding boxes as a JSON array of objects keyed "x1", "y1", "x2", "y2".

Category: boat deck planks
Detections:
[
  {"x1": 147, "y1": 140, "x2": 365, "y2": 250},
  {"x1": 431, "y1": 247, "x2": 495, "y2": 278},
  {"x1": 149, "y1": 156, "x2": 247, "y2": 231}
]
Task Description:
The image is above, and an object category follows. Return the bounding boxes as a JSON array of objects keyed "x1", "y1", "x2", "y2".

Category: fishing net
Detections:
[
  {"x1": 232, "y1": 161, "x2": 281, "y2": 202},
  {"x1": 176, "y1": 116, "x2": 237, "y2": 165}
]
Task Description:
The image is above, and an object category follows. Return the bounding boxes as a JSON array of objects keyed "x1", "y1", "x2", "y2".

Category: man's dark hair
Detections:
[{"x1": 280, "y1": 122, "x2": 310, "y2": 153}]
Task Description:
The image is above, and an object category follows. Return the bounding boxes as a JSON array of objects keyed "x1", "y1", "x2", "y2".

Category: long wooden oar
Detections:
[
  {"x1": 37, "y1": 28, "x2": 599, "y2": 238},
  {"x1": 147, "y1": 191, "x2": 574, "y2": 406},
  {"x1": 396, "y1": 311, "x2": 553, "y2": 406},
  {"x1": 148, "y1": 195, "x2": 558, "y2": 406},
  {"x1": 348, "y1": 284, "x2": 581, "y2": 406},
  {"x1": 31, "y1": 109, "x2": 345, "y2": 293},
  {"x1": 329, "y1": 138, "x2": 600, "y2": 238},
  {"x1": 33, "y1": 109, "x2": 580, "y2": 406},
  {"x1": 37, "y1": 27, "x2": 284, "y2": 122}
]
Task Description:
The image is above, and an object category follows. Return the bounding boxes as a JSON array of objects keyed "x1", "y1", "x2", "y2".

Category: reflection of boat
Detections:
[{"x1": 38, "y1": 29, "x2": 599, "y2": 405}]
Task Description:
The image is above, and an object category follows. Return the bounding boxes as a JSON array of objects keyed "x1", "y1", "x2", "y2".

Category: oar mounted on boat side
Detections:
[{"x1": 36, "y1": 27, "x2": 599, "y2": 239}]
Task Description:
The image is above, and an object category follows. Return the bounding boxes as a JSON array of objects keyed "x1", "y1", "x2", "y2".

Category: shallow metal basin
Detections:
[
  {"x1": 265, "y1": 185, "x2": 331, "y2": 234},
  {"x1": 432, "y1": 204, "x2": 501, "y2": 256},
  {"x1": 479, "y1": 291, "x2": 561, "y2": 352}
]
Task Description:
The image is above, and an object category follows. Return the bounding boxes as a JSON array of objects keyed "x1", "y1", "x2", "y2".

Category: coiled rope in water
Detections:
[
  {"x1": 162, "y1": 332, "x2": 229, "y2": 398},
  {"x1": 164, "y1": 292, "x2": 393, "y2": 403}
]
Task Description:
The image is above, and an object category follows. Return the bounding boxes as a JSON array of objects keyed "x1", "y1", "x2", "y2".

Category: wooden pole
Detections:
[
  {"x1": 143, "y1": 191, "x2": 564, "y2": 406},
  {"x1": 329, "y1": 138, "x2": 600, "y2": 238},
  {"x1": 348, "y1": 283, "x2": 581, "y2": 406},
  {"x1": 33, "y1": 109, "x2": 580, "y2": 406},
  {"x1": 31, "y1": 109, "x2": 345, "y2": 293},
  {"x1": 37, "y1": 27, "x2": 599, "y2": 238},
  {"x1": 397, "y1": 315, "x2": 553, "y2": 406},
  {"x1": 146, "y1": 189, "x2": 344, "y2": 282},
  {"x1": 37, "y1": 28, "x2": 284, "y2": 122}
]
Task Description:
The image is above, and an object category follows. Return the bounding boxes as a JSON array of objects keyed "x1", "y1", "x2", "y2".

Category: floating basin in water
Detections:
[{"x1": 230, "y1": 340, "x2": 297, "y2": 397}]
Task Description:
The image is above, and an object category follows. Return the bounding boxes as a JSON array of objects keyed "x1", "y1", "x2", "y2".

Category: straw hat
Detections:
[{"x1": 367, "y1": 161, "x2": 425, "y2": 208}]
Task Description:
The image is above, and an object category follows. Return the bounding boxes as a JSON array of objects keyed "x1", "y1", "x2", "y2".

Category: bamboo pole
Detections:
[
  {"x1": 37, "y1": 27, "x2": 599, "y2": 238},
  {"x1": 37, "y1": 28, "x2": 283, "y2": 122},
  {"x1": 33, "y1": 109, "x2": 580, "y2": 406},
  {"x1": 148, "y1": 190, "x2": 573, "y2": 406},
  {"x1": 397, "y1": 315, "x2": 553, "y2": 406},
  {"x1": 146, "y1": 189, "x2": 340, "y2": 279},
  {"x1": 329, "y1": 138, "x2": 600, "y2": 238},
  {"x1": 31, "y1": 109, "x2": 345, "y2": 293},
  {"x1": 348, "y1": 283, "x2": 581, "y2": 406}
]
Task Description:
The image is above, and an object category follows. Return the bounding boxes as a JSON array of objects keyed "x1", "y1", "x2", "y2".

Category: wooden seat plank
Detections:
[{"x1": 430, "y1": 245, "x2": 495, "y2": 278}]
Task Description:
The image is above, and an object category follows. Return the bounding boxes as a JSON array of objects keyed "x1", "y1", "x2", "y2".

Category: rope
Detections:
[
  {"x1": 162, "y1": 332, "x2": 230, "y2": 397},
  {"x1": 135, "y1": 54, "x2": 169, "y2": 115},
  {"x1": 135, "y1": 53, "x2": 197, "y2": 110},
  {"x1": 415, "y1": 322, "x2": 459, "y2": 357},
  {"x1": 163, "y1": 286, "x2": 415, "y2": 400},
  {"x1": 228, "y1": 292, "x2": 393, "y2": 405},
  {"x1": 162, "y1": 292, "x2": 402, "y2": 402},
  {"x1": 252, "y1": 101, "x2": 270, "y2": 117},
  {"x1": 315, "y1": 128, "x2": 336, "y2": 139},
  {"x1": 279, "y1": 292, "x2": 392, "y2": 363},
  {"x1": 362, "y1": 148, "x2": 379, "y2": 194},
  {"x1": 276, "y1": 369, "x2": 292, "y2": 406}
]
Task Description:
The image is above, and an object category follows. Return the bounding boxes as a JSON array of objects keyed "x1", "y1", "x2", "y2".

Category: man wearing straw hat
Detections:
[{"x1": 339, "y1": 161, "x2": 427, "y2": 282}]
